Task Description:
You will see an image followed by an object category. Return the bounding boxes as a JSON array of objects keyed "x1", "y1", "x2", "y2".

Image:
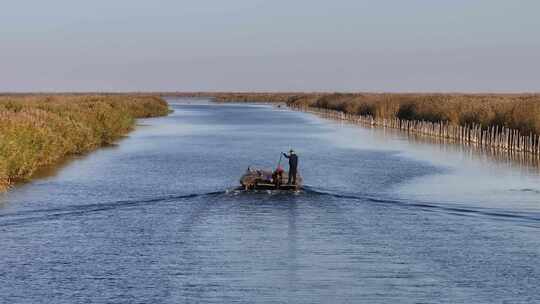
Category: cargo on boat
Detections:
[{"x1": 239, "y1": 167, "x2": 303, "y2": 191}]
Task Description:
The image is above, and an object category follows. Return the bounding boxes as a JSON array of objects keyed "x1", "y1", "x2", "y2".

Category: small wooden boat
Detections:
[{"x1": 240, "y1": 167, "x2": 303, "y2": 191}]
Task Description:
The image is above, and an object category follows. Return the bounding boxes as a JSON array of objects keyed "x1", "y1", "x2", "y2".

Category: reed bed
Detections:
[
  {"x1": 212, "y1": 92, "x2": 540, "y2": 157},
  {"x1": 213, "y1": 93, "x2": 299, "y2": 104},
  {"x1": 0, "y1": 95, "x2": 169, "y2": 192},
  {"x1": 287, "y1": 93, "x2": 540, "y2": 135},
  {"x1": 292, "y1": 105, "x2": 540, "y2": 154},
  {"x1": 214, "y1": 93, "x2": 540, "y2": 134}
]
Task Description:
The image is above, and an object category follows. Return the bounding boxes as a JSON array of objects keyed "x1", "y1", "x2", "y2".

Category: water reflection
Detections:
[
  {"x1": 287, "y1": 200, "x2": 298, "y2": 293},
  {"x1": 2, "y1": 99, "x2": 540, "y2": 303},
  {"x1": 404, "y1": 131, "x2": 540, "y2": 172},
  {"x1": 330, "y1": 118, "x2": 540, "y2": 172}
]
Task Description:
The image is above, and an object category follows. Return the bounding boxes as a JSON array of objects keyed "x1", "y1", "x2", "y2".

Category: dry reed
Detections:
[
  {"x1": 0, "y1": 95, "x2": 169, "y2": 192},
  {"x1": 212, "y1": 93, "x2": 540, "y2": 135}
]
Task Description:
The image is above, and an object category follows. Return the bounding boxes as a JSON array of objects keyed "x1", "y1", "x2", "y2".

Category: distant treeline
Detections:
[
  {"x1": 212, "y1": 93, "x2": 540, "y2": 136},
  {"x1": 0, "y1": 95, "x2": 169, "y2": 191}
]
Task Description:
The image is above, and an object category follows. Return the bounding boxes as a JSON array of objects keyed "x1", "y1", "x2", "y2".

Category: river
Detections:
[{"x1": 1, "y1": 98, "x2": 540, "y2": 303}]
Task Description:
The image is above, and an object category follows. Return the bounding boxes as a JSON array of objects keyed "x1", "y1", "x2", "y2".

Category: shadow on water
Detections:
[
  {"x1": 1, "y1": 123, "x2": 158, "y2": 204},
  {"x1": 2, "y1": 139, "x2": 126, "y2": 199}
]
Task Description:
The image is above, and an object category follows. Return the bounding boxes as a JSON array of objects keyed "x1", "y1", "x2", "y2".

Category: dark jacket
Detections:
[{"x1": 283, "y1": 153, "x2": 298, "y2": 171}]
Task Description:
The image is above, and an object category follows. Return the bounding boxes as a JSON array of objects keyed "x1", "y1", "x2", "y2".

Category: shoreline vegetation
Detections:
[
  {"x1": 207, "y1": 93, "x2": 540, "y2": 135},
  {"x1": 0, "y1": 95, "x2": 169, "y2": 192},
  {"x1": 3, "y1": 92, "x2": 540, "y2": 191},
  {"x1": 205, "y1": 92, "x2": 540, "y2": 156}
]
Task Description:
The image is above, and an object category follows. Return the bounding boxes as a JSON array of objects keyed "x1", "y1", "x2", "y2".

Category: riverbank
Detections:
[
  {"x1": 211, "y1": 93, "x2": 540, "y2": 133},
  {"x1": 208, "y1": 92, "x2": 540, "y2": 155},
  {"x1": 0, "y1": 95, "x2": 169, "y2": 192},
  {"x1": 4, "y1": 99, "x2": 540, "y2": 303}
]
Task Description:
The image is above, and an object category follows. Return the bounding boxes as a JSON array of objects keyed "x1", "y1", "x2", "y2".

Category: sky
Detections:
[{"x1": 1, "y1": 0, "x2": 539, "y2": 92}]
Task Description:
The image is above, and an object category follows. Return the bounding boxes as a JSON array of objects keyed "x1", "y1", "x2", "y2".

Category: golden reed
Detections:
[
  {"x1": 0, "y1": 95, "x2": 169, "y2": 192},
  {"x1": 212, "y1": 92, "x2": 540, "y2": 138},
  {"x1": 211, "y1": 93, "x2": 540, "y2": 135}
]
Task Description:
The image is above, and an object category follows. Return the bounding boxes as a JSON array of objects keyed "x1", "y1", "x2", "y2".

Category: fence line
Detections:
[{"x1": 290, "y1": 105, "x2": 540, "y2": 156}]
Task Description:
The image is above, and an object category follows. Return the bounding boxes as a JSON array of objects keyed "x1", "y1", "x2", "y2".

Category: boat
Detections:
[{"x1": 239, "y1": 167, "x2": 303, "y2": 191}]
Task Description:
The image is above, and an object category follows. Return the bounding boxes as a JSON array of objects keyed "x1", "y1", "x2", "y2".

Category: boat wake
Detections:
[
  {"x1": 303, "y1": 185, "x2": 540, "y2": 226},
  {"x1": 2, "y1": 186, "x2": 540, "y2": 228},
  {"x1": 0, "y1": 191, "x2": 224, "y2": 227}
]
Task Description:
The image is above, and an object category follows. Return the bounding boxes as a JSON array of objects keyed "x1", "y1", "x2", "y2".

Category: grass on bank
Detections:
[
  {"x1": 213, "y1": 93, "x2": 540, "y2": 136},
  {"x1": 0, "y1": 95, "x2": 169, "y2": 192}
]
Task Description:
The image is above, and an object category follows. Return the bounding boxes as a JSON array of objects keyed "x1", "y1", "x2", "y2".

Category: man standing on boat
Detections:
[{"x1": 282, "y1": 150, "x2": 299, "y2": 185}]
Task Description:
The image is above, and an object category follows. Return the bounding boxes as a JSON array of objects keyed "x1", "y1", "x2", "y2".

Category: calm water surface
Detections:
[{"x1": 1, "y1": 98, "x2": 540, "y2": 303}]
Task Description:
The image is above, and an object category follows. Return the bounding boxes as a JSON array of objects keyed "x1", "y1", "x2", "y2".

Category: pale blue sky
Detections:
[{"x1": 1, "y1": 0, "x2": 539, "y2": 92}]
